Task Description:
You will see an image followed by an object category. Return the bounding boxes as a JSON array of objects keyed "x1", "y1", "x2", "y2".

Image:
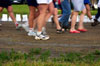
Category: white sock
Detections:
[
  {"x1": 29, "y1": 28, "x2": 34, "y2": 32},
  {"x1": 42, "y1": 27, "x2": 46, "y2": 32},
  {"x1": 37, "y1": 31, "x2": 42, "y2": 35}
]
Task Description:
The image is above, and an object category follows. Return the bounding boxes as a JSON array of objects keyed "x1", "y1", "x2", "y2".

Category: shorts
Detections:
[
  {"x1": 27, "y1": 0, "x2": 38, "y2": 7},
  {"x1": 0, "y1": 0, "x2": 12, "y2": 8},
  {"x1": 84, "y1": 0, "x2": 90, "y2": 4},
  {"x1": 71, "y1": 0, "x2": 85, "y2": 11},
  {"x1": 36, "y1": 0, "x2": 52, "y2": 4}
]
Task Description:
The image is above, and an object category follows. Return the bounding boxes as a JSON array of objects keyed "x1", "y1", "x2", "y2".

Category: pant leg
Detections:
[
  {"x1": 96, "y1": 7, "x2": 100, "y2": 19},
  {"x1": 59, "y1": 0, "x2": 71, "y2": 27}
]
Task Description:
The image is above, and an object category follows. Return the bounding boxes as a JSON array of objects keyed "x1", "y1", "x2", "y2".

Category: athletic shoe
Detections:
[
  {"x1": 15, "y1": 23, "x2": 21, "y2": 30},
  {"x1": 91, "y1": 19, "x2": 99, "y2": 27},
  {"x1": 35, "y1": 34, "x2": 50, "y2": 40},
  {"x1": 28, "y1": 31, "x2": 36, "y2": 36}
]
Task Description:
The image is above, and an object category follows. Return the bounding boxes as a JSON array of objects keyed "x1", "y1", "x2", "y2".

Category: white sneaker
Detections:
[
  {"x1": 28, "y1": 31, "x2": 36, "y2": 36},
  {"x1": 35, "y1": 34, "x2": 50, "y2": 40}
]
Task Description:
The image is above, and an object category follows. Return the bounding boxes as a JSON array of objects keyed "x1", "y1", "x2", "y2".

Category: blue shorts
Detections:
[
  {"x1": 27, "y1": 0, "x2": 38, "y2": 7},
  {"x1": 84, "y1": 0, "x2": 90, "y2": 4},
  {"x1": 0, "y1": 0, "x2": 12, "y2": 8}
]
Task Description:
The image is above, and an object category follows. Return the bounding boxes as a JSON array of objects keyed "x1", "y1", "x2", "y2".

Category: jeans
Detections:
[
  {"x1": 59, "y1": 0, "x2": 71, "y2": 27},
  {"x1": 96, "y1": 7, "x2": 100, "y2": 19}
]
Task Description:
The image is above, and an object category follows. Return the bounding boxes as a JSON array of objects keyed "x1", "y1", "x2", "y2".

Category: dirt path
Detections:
[{"x1": 0, "y1": 22, "x2": 100, "y2": 53}]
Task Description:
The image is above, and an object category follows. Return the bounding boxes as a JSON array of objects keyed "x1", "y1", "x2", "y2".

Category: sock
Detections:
[
  {"x1": 42, "y1": 27, "x2": 46, "y2": 32},
  {"x1": 37, "y1": 31, "x2": 42, "y2": 35},
  {"x1": 29, "y1": 28, "x2": 34, "y2": 32}
]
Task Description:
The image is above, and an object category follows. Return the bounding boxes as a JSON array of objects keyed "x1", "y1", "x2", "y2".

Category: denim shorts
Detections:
[
  {"x1": 0, "y1": 0, "x2": 12, "y2": 8},
  {"x1": 27, "y1": 0, "x2": 38, "y2": 7}
]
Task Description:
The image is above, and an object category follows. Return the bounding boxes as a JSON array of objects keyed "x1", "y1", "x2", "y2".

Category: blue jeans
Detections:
[
  {"x1": 96, "y1": 7, "x2": 100, "y2": 19},
  {"x1": 59, "y1": 0, "x2": 71, "y2": 27}
]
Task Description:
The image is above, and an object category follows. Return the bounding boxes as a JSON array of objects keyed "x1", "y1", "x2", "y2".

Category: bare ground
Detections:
[{"x1": 0, "y1": 22, "x2": 100, "y2": 55}]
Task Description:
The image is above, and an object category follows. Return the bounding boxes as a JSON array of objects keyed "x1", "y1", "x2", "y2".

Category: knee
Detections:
[{"x1": 82, "y1": 9, "x2": 86, "y2": 15}]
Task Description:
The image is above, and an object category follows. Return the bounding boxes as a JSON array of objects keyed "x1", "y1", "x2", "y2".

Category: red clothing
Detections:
[
  {"x1": 58, "y1": 0, "x2": 61, "y2": 5},
  {"x1": 53, "y1": 0, "x2": 61, "y2": 5}
]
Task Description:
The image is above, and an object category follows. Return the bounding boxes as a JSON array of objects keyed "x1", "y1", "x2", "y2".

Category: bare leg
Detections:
[
  {"x1": 53, "y1": 8, "x2": 61, "y2": 30},
  {"x1": 70, "y1": 11, "x2": 79, "y2": 31},
  {"x1": 43, "y1": 2, "x2": 54, "y2": 27},
  {"x1": 28, "y1": 6, "x2": 36, "y2": 29},
  {"x1": 0, "y1": 7, "x2": 3, "y2": 12},
  {"x1": 7, "y1": 6, "x2": 16, "y2": 23},
  {"x1": 78, "y1": 9, "x2": 86, "y2": 29},
  {"x1": 85, "y1": 4, "x2": 92, "y2": 19},
  {"x1": 37, "y1": 4, "x2": 48, "y2": 32}
]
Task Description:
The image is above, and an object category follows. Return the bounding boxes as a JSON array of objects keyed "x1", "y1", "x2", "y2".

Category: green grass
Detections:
[
  {"x1": 0, "y1": 5, "x2": 97, "y2": 15},
  {"x1": 0, "y1": 48, "x2": 100, "y2": 66}
]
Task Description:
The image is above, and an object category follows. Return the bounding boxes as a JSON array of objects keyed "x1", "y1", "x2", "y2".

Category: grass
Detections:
[
  {"x1": 0, "y1": 48, "x2": 100, "y2": 66},
  {"x1": 0, "y1": 5, "x2": 97, "y2": 16}
]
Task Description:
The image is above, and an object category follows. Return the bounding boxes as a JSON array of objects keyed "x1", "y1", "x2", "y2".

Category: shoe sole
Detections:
[{"x1": 35, "y1": 37, "x2": 49, "y2": 40}]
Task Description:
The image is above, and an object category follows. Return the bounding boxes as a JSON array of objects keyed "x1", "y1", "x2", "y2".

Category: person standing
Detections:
[
  {"x1": 59, "y1": 0, "x2": 71, "y2": 31},
  {"x1": 70, "y1": 0, "x2": 87, "y2": 33},
  {"x1": 0, "y1": 0, "x2": 19, "y2": 29}
]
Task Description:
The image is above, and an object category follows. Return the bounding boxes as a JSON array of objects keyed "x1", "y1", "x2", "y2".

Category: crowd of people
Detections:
[{"x1": 0, "y1": 0, "x2": 100, "y2": 40}]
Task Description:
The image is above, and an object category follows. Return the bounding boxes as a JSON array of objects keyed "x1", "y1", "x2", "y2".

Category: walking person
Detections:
[
  {"x1": 70, "y1": 0, "x2": 87, "y2": 33},
  {"x1": 91, "y1": 0, "x2": 100, "y2": 26},
  {"x1": 0, "y1": 0, "x2": 19, "y2": 29},
  {"x1": 35, "y1": 0, "x2": 52, "y2": 40},
  {"x1": 59, "y1": 0, "x2": 71, "y2": 31}
]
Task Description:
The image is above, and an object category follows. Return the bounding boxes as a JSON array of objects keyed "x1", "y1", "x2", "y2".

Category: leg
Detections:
[
  {"x1": 70, "y1": 11, "x2": 79, "y2": 31},
  {"x1": 37, "y1": 4, "x2": 48, "y2": 32},
  {"x1": 35, "y1": 4, "x2": 49, "y2": 40},
  {"x1": 28, "y1": 6, "x2": 36, "y2": 29},
  {"x1": 7, "y1": 6, "x2": 16, "y2": 23},
  {"x1": 59, "y1": 0, "x2": 71, "y2": 29},
  {"x1": 42, "y1": 2, "x2": 54, "y2": 35},
  {"x1": 0, "y1": 7, "x2": 4, "y2": 12},
  {"x1": 91, "y1": 7, "x2": 100, "y2": 26},
  {"x1": 28, "y1": 6, "x2": 37, "y2": 36},
  {"x1": 78, "y1": 9, "x2": 86, "y2": 29},
  {"x1": 85, "y1": 4, "x2": 92, "y2": 19}
]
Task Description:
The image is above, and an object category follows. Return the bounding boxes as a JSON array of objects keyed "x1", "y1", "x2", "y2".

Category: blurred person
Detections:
[
  {"x1": 59, "y1": 0, "x2": 71, "y2": 31},
  {"x1": 70, "y1": 0, "x2": 87, "y2": 33},
  {"x1": 35, "y1": 0, "x2": 52, "y2": 40},
  {"x1": 91, "y1": 0, "x2": 100, "y2": 26},
  {"x1": 0, "y1": 0, "x2": 19, "y2": 29}
]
